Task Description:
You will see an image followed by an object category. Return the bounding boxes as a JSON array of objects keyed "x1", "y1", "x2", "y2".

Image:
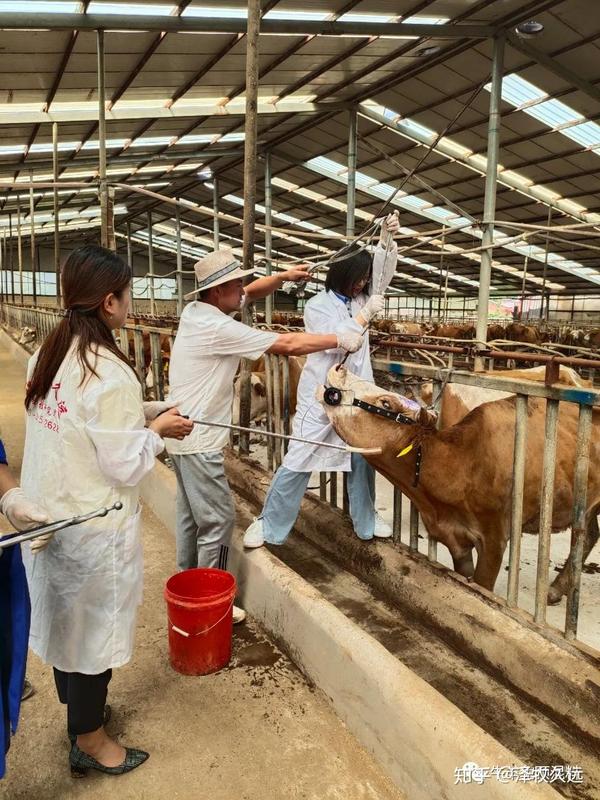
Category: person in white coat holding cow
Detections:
[
  {"x1": 244, "y1": 214, "x2": 399, "y2": 549},
  {"x1": 20, "y1": 244, "x2": 193, "y2": 779}
]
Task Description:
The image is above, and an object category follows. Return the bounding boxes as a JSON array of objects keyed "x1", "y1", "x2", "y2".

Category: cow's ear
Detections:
[{"x1": 254, "y1": 381, "x2": 267, "y2": 397}]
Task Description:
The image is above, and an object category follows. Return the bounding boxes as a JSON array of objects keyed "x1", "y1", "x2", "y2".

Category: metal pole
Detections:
[
  {"x1": 17, "y1": 195, "x2": 23, "y2": 304},
  {"x1": 264, "y1": 151, "x2": 273, "y2": 325},
  {"x1": 97, "y1": 29, "x2": 110, "y2": 249},
  {"x1": 534, "y1": 398, "x2": 559, "y2": 624},
  {"x1": 346, "y1": 107, "x2": 357, "y2": 238},
  {"x1": 126, "y1": 221, "x2": 134, "y2": 314},
  {"x1": 9, "y1": 212, "x2": 14, "y2": 303},
  {"x1": 52, "y1": 122, "x2": 61, "y2": 303},
  {"x1": 437, "y1": 226, "x2": 445, "y2": 320},
  {"x1": 212, "y1": 178, "x2": 220, "y2": 250},
  {"x1": 564, "y1": 404, "x2": 593, "y2": 640},
  {"x1": 474, "y1": 34, "x2": 504, "y2": 370},
  {"x1": 343, "y1": 110, "x2": 358, "y2": 512},
  {"x1": 175, "y1": 205, "x2": 183, "y2": 316},
  {"x1": 507, "y1": 393, "x2": 528, "y2": 607},
  {"x1": 239, "y1": 0, "x2": 260, "y2": 456},
  {"x1": 519, "y1": 255, "x2": 528, "y2": 321},
  {"x1": 540, "y1": 205, "x2": 552, "y2": 320},
  {"x1": 147, "y1": 210, "x2": 156, "y2": 316},
  {"x1": 0, "y1": 231, "x2": 4, "y2": 303},
  {"x1": 29, "y1": 171, "x2": 36, "y2": 305}
]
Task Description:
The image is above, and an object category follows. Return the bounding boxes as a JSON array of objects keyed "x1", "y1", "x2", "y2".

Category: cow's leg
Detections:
[
  {"x1": 548, "y1": 514, "x2": 600, "y2": 605},
  {"x1": 473, "y1": 529, "x2": 507, "y2": 592}
]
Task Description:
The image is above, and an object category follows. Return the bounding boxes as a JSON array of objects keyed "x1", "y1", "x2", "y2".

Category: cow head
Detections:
[
  {"x1": 232, "y1": 373, "x2": 268, "y2": 425},
  {"x1": 317, "y1": 366, "x2": 436, "y2": 456}
]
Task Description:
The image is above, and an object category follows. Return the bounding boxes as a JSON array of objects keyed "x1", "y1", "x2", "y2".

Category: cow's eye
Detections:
[{"x1": 381, "y1": 399, "x2": 391, "y2": 410}]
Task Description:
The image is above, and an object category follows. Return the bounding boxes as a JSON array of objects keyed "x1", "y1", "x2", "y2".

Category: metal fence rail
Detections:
[{"x1": 3, "y1": 301, "x2": 599, "y2": 649}]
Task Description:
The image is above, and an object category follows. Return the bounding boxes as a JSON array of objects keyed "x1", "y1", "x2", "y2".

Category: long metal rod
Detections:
[
  {"x1": 507, "y1": 393, "x2": 528, "y2": 607},
  {"x1": 474, "y1": 34, "x2": 504, "y2": 370},
  {"x1": 52, "y1": 122, "x2": 61, "y2": 303},
  {"x1": 29, "y1": 171, "x2": 36, "y2": 305},
  {"x1": 175, "y1": 204, "x2": 183, "y2": 315},
  {"x1": 540, "y1": 205, "x2": 552, "y2": 320},
  {"x1": 534, "y1": 398, "x2": 559, "y2": 624},
  {"x1": 564, "y1": 404, "x2": 593, "y2": 640},
  {"x1": 212, "y1": 177, "x2": 220, "y2": 250},
  {"x1": 238, "y1": 0, "x2": 261, "y2": 456},
  {"x1": 519, "y1": 255, "x2": 528, "y2": 320},
  {"x1": 8, "y1": 213, "x2": 14, "y2": 302},
  {"x1": 264, "y1": 151, "x2": 273, "y2": 325},
  {"x1": 346, "y1": 107, "x2": 357, "y2": 239},
  {"x1": 0, "y1": 502, "x2": 123, "y2": 549},
  {"x1": 188, "y1": 418, "x2": 382, "y2": 455},
  {"x1": 147, "y1": 210, "x2": 156, "y2": 315},
  {"x1": 97, "y1": 29, "x2": 109, "y2": 249},
  {"x1": 16, "y1": 195, "x2": 23, "y2": 304},
  {"x1": 126, "y1": 220, "x2": 134, "y2": 314},
  {"x1": 0, "y1": 15, "x2": 495, "y2": 37}
]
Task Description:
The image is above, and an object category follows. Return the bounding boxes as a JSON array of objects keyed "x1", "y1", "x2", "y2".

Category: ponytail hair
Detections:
[{"x1": 25, "y1": 244, "x2": 135, "y2": 410}]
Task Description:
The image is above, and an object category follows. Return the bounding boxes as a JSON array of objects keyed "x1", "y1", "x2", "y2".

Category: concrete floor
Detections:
[{"x1": 0, "y1": 338, "x2": 403, "y2": 800}]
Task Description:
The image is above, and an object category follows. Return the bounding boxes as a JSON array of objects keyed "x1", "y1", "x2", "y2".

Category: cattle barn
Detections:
[{"x1": 1, "y1": 3, "x2": 600, "y2": 799}]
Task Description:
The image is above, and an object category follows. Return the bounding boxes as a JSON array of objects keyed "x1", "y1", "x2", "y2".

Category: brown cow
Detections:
[
  {"x1": 232, "y1": 355, "x2": 304, "y2": 425},
  {"x1": 319, "y1": 366, "x2": 600, "y2": 603},
  {"x1": 420, "y1": 366, "x2": 592, "y2": 429},
  {"x1": 505, "y1": 322, "x2": 541, "y2": 344}
]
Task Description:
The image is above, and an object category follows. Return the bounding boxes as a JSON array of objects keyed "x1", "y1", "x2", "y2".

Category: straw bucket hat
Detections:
[{"x1": 184, "y1": 248, "x2": 255, "y2": 300}]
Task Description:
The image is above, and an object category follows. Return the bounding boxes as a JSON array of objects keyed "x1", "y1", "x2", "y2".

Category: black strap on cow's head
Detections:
[{"x1": 322, "y1": 386, "x2": 422, "y2": 487}]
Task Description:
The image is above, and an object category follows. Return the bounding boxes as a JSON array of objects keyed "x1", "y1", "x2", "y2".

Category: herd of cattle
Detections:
[{"x1": 258, "y1": 312, "x2": 600, "y2": 348}]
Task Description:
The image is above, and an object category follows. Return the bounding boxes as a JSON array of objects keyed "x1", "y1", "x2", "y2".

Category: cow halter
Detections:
[{"x1": 323, "y1": 386, "x2": 423, "y2": 487}]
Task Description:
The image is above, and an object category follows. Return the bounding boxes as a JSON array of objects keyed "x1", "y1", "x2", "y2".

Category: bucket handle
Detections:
[{"x1": 169, "y1": 600, "x2": 234, "y2": 638}]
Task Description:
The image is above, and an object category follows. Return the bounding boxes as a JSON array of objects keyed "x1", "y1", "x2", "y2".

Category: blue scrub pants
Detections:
[{"x1": 260, "y1": 454, "x2": 376, "y2": 545}]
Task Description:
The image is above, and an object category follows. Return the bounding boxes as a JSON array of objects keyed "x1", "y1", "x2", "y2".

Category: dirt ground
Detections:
[{"x1": 0, "y1": 338, "x2": 404, "y2": 800}]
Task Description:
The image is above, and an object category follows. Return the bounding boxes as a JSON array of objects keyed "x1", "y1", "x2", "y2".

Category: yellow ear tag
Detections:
[{"x1": 396, "y1": 443, "x2": 414, "y2": 459}]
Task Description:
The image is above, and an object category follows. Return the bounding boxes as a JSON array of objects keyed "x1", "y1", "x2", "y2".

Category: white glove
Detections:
[
  {"x1": 336, "y1": 330, "x2": 364, "y2": 353},
  {"x1": 358, "y1": 294, "x2": 385, "y2": 323},
  {"x1": 1, "y1": 487, "x2": 52, "y2": 553},
  {"x1": 379, "y1": 211, "x2": 399, "y2": 248},
  {"x1": 143, "y1": 399, "x2": 176, "y2": 423}
]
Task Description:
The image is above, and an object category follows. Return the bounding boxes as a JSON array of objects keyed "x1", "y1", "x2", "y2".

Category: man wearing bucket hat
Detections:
[{"x1": 166, "y1": 249, "x2": 367, "y2": 622}]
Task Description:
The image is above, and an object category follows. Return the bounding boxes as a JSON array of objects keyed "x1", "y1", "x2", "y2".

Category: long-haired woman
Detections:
[
  {"x1": 243, "y1": 214, "x2": 399, "y2": 549},
  {"x1": 20, "y1": 244, "x2": 192, "y2": 777}
]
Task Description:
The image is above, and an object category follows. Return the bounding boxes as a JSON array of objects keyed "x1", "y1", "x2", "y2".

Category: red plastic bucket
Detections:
[{"x1": 164, "y1": 568, "x2": 236, "y2": 676}]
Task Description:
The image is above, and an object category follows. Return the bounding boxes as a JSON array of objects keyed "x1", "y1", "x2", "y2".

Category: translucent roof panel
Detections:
[{"x1": 491, "y1": 73, "x2": 600, "y2": 156}]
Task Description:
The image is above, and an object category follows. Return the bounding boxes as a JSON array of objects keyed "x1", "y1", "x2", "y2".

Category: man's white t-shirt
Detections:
[{"x1": 165, "y1": 302, "x2": 278, "y2": 455}]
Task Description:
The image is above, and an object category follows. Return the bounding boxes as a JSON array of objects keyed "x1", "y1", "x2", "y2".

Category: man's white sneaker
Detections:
[
  {"x1": 233, "y1": 605, "x2": 246, "y2": 625},
  {"x1": 243, "y1": 518, "x2": 265, "y2": 549},
  {"x1": 373, "y1": 514, "x2": 393, "y2": 539}
]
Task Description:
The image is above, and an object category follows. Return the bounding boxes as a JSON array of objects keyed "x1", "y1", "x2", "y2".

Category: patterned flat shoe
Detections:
[
  {"x1": 69, "y1": 742, "x2": 149, "y2": 778},
  {"x1": 68, "y1": 705, "x2": 112, "y2": 744}
]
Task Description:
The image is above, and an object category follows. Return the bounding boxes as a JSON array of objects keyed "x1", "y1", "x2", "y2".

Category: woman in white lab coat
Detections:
[
  {"x1": 20, "y1": 244, "x2": 193, "y2": 778},
  {"x1": 244, "y1": 215, "x2": 399, "y2": 549}
]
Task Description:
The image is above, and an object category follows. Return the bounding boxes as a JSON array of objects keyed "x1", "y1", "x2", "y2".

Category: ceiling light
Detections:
[{"x1": 514, "y1": 21, "x2": 544, "y2": 38}]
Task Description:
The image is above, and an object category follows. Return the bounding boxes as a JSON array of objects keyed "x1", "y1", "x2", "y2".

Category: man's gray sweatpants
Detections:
[{"x1": 170, "y1": 451, "x2": 235, "y2": 572}]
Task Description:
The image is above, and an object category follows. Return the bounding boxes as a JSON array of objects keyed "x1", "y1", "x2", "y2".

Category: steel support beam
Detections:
[
  {"x1": 239, "y1": 0, "x2": 261, "y2": 456},
  {"x1": 29, "y1": 172, "x2": 36, "y2": 304},
  {"x1": 97, "y1": 30, "x2": 110, "y2": 249},
  {"x1": 175, "y1": 204, "x2": 183, "y2": 316},
  {"x1": 346, "y1": 107, "x2": 357, "y2": 239},
  {"x1": 264, "y1": 151, "x2": 273, "y2": 325},
  {"x1": 212, "y1": 178, "x2": 220, "y2": 251},
  {"x1": 0, "y1": 15, "x2": 495, "y2": 37},
  {"x1": 52, "y1": 122, "x2": 61, "y2": 303},
  {"x1": 474, "y1": 34, "x2": 504, "y2": 370}
]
